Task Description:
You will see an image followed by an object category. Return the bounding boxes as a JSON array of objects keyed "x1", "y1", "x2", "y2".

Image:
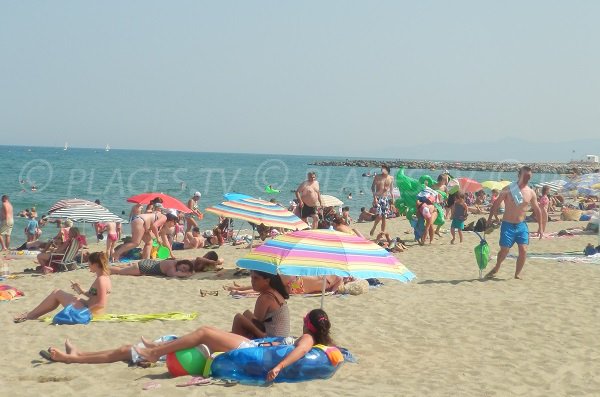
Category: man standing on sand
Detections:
[
  {"x1": 185, "y1": 192, "x2": 203, "y2": 233},
  {"x1": 485, "y1": 166, "x2": 542, "y2": 280},
  {"x1": 1, "y1": 195, "x2": 14, "y2": 251},
  {"x1": 370, "y1": 165, "x2": 394, "y2": 238},
  {"x1": 295, "y1": 172, "x2": 323, "y2": 228}
]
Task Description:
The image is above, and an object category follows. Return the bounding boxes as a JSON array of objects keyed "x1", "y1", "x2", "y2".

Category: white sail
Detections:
[
  {"x1": 105, "y1": 144, "x2": 110, "y2": 152},
  {"x1": 64, "y1": 142, "x2": 68, "y2": 150}
]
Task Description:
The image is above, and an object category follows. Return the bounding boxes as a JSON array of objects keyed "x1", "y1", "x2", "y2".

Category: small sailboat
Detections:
[
  {"x1": 105, "y1": 144, "x2": 110, "y2": 152},
  {"x1": 64, "y1": 142, "x2": 69, "y2": 151}
]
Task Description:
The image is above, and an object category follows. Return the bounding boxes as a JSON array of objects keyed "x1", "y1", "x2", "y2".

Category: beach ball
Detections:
[{"x1": 166, "y1": 347, "x2": 208, "y2": 377}]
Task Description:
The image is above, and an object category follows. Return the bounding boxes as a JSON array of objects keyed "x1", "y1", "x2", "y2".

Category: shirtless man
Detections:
[
  {"x1": 370, "y1": 165, "x2": 394, "y2": 237},
  {"x1": 1, "y1": 195, "x2": 14, "y2": 250},
  {"x1": 485, "y1": 166, "x2": 542, "y2": 280},
  {"x1": 295, "y1": 172, "x2": 322, "y2": 228},
  {"x1": 182, "y1": 227, "x2": 206, "y2": 249}
]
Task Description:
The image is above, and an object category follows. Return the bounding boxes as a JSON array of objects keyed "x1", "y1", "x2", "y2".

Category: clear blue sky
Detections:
[{"x1": 1, "y1": 1, "x2": 599, "y2": 159}]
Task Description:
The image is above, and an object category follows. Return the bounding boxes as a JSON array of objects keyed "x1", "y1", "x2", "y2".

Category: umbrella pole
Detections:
[{"x1": 320, "y1": 276, "x2": 326, "y2": 309}]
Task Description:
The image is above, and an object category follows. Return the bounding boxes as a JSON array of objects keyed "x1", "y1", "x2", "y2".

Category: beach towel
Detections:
[
  {"x1": 41, "y1": 311, "x2": 198, "y2": 323},
  {"x1": 230, "y1": 292, "x2": 335, "y2": 299},
  {"x1": 509, "y1": 182, "x2": 523, "y2": 205},
  {"x1": 0, "y1": 284, "x2": 24, "y2": 301}
]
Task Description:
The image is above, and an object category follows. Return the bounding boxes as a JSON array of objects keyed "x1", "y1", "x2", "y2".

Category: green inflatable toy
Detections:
[
  {"x1": 265, "y1": 185, "x2": 280, "y2": 194},
  {"x1": 394, "y1": 168, "x2": 445, "y2": 226}
]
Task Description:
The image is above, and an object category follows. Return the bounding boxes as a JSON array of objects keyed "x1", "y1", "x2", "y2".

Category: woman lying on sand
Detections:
[
  {"x1": 225, "y1": 275, "x2": 344, "y2": 296},
  {"x1": 14, "y1": 252, "x2": 111, "y2": 323},
  {"x1": 231, "y1": 271, "x2": 290, "y2": 339},
  {"x1": 193, "y1": 251, "x2": 224, "y2": 272},
  {"x1": 110, "y1": 259, "x2": 194, "y2": 278},
  {"x1": 41, "y1": 309, "x2": 333, "y2": 383}
]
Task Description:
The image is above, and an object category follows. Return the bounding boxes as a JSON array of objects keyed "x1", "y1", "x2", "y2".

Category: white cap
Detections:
[{"x1": 194, "y1": 192, "x2": 202, "y2": 198}]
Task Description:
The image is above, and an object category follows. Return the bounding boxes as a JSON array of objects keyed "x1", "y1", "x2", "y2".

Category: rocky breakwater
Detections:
[{"x1": 309, "y1": 159, "x2": 600, "y2": 175}]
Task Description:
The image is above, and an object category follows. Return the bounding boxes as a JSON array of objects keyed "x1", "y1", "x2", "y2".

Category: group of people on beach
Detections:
[
  {"x1": 7, "y1": 161, "x2": 600, "y2": 389},
  {"x1": 13, "y1": 245, "x2": 334, "y2": 383}
]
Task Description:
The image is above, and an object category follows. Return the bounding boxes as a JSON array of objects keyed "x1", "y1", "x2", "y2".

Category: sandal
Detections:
[
  {"x1": 176, "y1": 376, "x2": 212, "y2": 387},
  {"x1": 200, "y1": 289, "x2": 219, "y2": 297},
  {"x1": 39, "y1": 348, "x2": 55, "y2": 362}
]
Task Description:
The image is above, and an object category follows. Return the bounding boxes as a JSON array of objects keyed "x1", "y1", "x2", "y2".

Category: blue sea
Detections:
[{"x1": 0, "y1": 145, "x2": 562, "y2": 246}]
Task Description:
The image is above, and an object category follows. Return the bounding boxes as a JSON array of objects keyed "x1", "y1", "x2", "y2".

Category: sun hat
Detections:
[{"x1": 194, "y1": 192, "x2": 202, "y2": 198}]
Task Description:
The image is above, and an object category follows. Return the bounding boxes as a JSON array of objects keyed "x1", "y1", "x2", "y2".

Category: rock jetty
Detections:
[{"x1": 309, "y1": 159, "x2": 600, "y2": 175}]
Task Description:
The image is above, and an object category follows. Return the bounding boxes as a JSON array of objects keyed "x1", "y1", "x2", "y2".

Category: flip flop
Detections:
[
  {"x1": 176, "y1": 377, "x2": 211, "y2": 387},
  {"x1": 142, "y1": 381, "x2": 161, "y2": 390},
  {"x1": 39, "y1": 348, "x2": 55, "y2": 362}
]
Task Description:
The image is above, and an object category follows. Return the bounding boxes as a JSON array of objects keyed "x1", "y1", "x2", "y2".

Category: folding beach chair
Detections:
[{"x1": 49, "y1": 238, "x2": 83, "y2": 272}]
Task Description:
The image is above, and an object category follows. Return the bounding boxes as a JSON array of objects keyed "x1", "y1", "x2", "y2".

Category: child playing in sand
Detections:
[{"x1": 450, "y1": 192, "x2": 468, "y2": 244}]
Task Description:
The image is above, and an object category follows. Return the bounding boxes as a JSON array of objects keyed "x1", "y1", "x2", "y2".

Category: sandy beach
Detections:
[{"x1": 1, "y1": 218, "x2": 599, "y2": 396}]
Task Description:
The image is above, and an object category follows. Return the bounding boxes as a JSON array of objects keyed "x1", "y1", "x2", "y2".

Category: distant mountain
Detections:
[{"x1": 380, "y1": 138, "x2": 600, "y2": 162}]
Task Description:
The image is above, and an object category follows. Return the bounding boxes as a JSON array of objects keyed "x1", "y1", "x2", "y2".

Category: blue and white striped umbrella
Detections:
[
  {"x1": 47, "y1": 204, "x2": 127, "y2": 224},
  {"x1": 563, "y1": 173, "x2": 600, "y2": 191},
  {"x1": 534, "y1": 179, "x2": 567, "y2": 193}
]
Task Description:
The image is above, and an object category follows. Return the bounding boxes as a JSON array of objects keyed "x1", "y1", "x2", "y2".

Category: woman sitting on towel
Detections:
[
  {"x1": 110, "y1": 259, "x2": 194, "y2": 278},
  {"x1": 14, "y1": 252, "x2": 111, "y2": 323},
  {"x1": 231, "y1": 271, "x2": 290, "y2": 339}
]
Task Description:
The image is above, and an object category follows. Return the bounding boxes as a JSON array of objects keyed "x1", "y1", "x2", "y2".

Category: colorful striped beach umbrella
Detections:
[
  {"x1": 237, "y1": 230, "x2": 415, "y2": 306},
  {"x1": 205, "y1": 197, "x2": 308, "y2": 230}
]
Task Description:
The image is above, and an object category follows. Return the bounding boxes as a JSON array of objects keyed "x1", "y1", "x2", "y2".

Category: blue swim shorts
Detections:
[
  {"x1": 499, "y1": 221, "x2": 529, "y2": 248},
  {"x1": 451, "y1": 219, "x2": 464, "y2": 230}
]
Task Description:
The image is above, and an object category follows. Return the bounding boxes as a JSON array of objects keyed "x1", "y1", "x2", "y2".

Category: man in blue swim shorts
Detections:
[{"x1": 485, "y1": 166, "x2": 543, "y2": 280}]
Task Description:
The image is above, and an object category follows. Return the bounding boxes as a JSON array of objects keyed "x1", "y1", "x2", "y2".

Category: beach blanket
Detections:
[
  {"x1": 41, "y1": 311, "x2": 197, "y2": 323},
  {"x1": 0, "y1": 284, "x2": 25, "y2": 301},
  {"x1": 507, "y1": 252, "x2": 600, "y2": 264}
]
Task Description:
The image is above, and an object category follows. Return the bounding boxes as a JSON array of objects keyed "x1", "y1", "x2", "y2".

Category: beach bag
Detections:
[
  {"x1": 473, "y1": 232, "x2": 490, "y2": 278},
  {"x1": 561, "y1": 208, "x2": 582, "y2": 221},
  {"x1": 52, "y1": 304, "x2": 92, "y2": 325}
]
